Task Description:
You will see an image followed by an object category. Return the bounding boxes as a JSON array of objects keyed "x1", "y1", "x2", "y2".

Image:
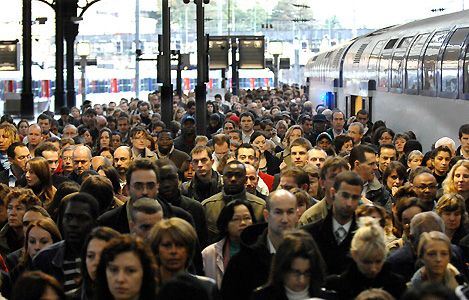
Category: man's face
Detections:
[
  {"x1": 357, "y1": 113, "x2": 369, "y2": 126},
  {"x1": 82, "y1": 114, "x2": 95, "y2": 127},
  {"x1": 94, "y1": 104, "x2": 103, "y2": 115},
  {"x1": 157, "y1": 132, "x2": 173, "y2": 153},
  {"x1": 347, "y1": 125, "x2": 363, "y2": 144},
  {"x1": 42, "y1": 150, "x2": 59, "y2": 173},
  {"x1": 118, "y1": 119, "x2": 129, "y2": 133},
  {"x1": 114, "y1": 148, "x2": 132, "y2": 175},
  {"x1": 433, "y1": 151, "x2": 451, "y2": 176},
  {"x1": 264, "y1": 193, "x2": 298, "y2": 238},
  {"x1": 413, "y1": 173, "x2": 438, "y2": 202},
  {"x1": 62, "y1": 201, "x2": 95, "y2": 247},
  {"x1": 228, "y1": 132, "x2": 241, "y2": 151},
  {"x1": 223, "y1": 122, "x2": 235, "y2": 134},
  {"x1": 223, "y1": 163, "x2": 246, "y2": 195},
  {"x1": 245, "y1": 166, "x2": 258, "y2": 194},
  {"x1": 236, "y1": 148, "x2": 257, "y2": 166},
  {"x1": 308, "y1": 149, "x2": 327, "y2": 169},
  {"x1": 28, "y1": 126, "x2": 43, "y2": 146},
  {"x1": 355, "y1": 152, "x2": 378, "y2": 182},
  {"x1": 279, "y1": 176, "x2": 298, "y2": 191},
  {"x1": 11, "y1": 146, "x2": 31, "y2": 171},
  {"x1": 302, "y1": 120, "x2": 313, "y2": 134},
  {"x1": 128, "y1": 169, "x2": 159, "y2": 202},
  {"x1": 322, "y1": 167, "x2": 347, "y2": 200},
  {"x1": 332, "y1": 112, "x2": 345, "y2": 131},
  {"x1": 313, "y1": 121, "x2": 327, "y2": 133},
  {"x1": 139, "y1": 104, "x2": 150, "y2": 118},
  {"x1": 263, "y1": 124, "x2": 273, "y2": 139},
  {"x1": 214, "y1": 143, "x2": 229, "y2": 160},
  {"x1": 191, "y1": 150, "x2": 213, "y2": 180},
  {"x1": 63, "y1": 127, "x2": 78, "y2": 139},
  {"x1": 130, "y1": 211, "x2": 163, "y2": 240},
  {"x1": 38, "y1": 118, "x2": 50, "y2": 132},
  {"x1": 73, "y1": 148, "x2": 91, "y2": 175},
  {"x1": 240, "y1": 116, "x2": 254, "y2": 133},
  {"x1": 460, "y1": 133, "x2": 469, "y2": 153},
  {"x1": 332, "y1": 182, "x2": 362, "y2": 222},
  {"x1": 378, "y1": 148, "x2": 397, "y2": 173},
  {"x1": 158, "y1": 165, "x2": 179, "y2": 199},
  {"x1": 291, "y1": 145, "x2": 308, "y2": 168}
]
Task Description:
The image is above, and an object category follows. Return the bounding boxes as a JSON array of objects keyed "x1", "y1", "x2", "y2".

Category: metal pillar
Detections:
[
  {"x1": 64, "y1": 0, "x2": 78, "y2": 109},
  {"x1": 135, "y1": 0, "x2": 140, "y2": 98},
  {"x1": 80, "y1": 56, "x2": 87, "y2": 104},
  {"x1": 160, "y1": 0, "x2": 173, "y2": 126},
  {"x1": 195, "y1": 0, "x2": 207, "y2": 135},
  {"x1": 273, "y1": 53, "x2": 279, "y2": 88},
  {"x1": 21, "y1": 0, "x2": 34, "y2": 119},
  {"x1": 231, "y1": 38, "x2": 239, "y2": 95},
  {"x1": 176, "y1": 51, "x2": 183, "y2": 97},
  {"x1": 54, "y1": 0, "x2": 65, "y2": 113}
]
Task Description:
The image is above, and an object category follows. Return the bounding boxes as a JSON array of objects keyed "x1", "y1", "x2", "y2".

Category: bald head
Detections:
[{"x1": 73, "y1": 145, "x2": 92, "y2": 175}]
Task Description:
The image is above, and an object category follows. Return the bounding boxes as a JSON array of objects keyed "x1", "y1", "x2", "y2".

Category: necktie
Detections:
[{"x1": 335, "y1": 226, "x2": 346, "y2": 244}]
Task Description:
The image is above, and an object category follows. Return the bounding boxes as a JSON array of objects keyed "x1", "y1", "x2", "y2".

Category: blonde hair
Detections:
[
  {"x1": 417, "y1": 231, "x2": 451, "y2": 258},
  {"x1": 351, "y1": 217, "x2": 387, "y2": 258},
  {"x1": 436, "y1": 193, "x2": 466, "y2": 217},
  {"x1": 443, "y1": 160, "x2": 469, "y2": 195}
]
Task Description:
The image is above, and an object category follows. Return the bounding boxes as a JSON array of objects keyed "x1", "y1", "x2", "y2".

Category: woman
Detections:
[
  {"x1": 206, "y1": 114, "x2": 222, "y2": 138},
  {"x1": 174, "y1": 107, "x2": 186, "y2": 123},
  {"x1": 94, "y1": 128, "x2": 112, "y2": 156},
  {"x1": 202, "y1": 200, "x2": 256, "y2": 288},
  {"x1": 275, "y1": 120, "x2": 288, "y2": 142},
  {"x1": 47, "y1": 181, "x2": 80, "y2": 222},
  {"x1": 71, "y1": 107, "x2": 81, "y2": 120},
  {"x1": 78, "y1": 126, "x2": 94, "y2": 148},
  {"x1": 79, "y1": 227, "x2": 120, "y2": 300},
  {"x1": 16, "y1": 119, "x2": 30, "y2": 140},
  {"x1": 251, "y1": 132, "x2": 281, "y2": 175},
  {"x1": 94, "y1": 235, "x2": 157, "y2": 300},
  {"x1": 356, "y1": 204, "x2": 397, "y2": 247},
  {"x1": 150, "y1": 218, "x2": 218, "y2": 298},
  {"x1": 0, "y1": 123, "x2": 20, "y2": 170},
  {"x1": 407, "y1": 150, "x2": 424, "y2": 172},
  {"x1": 435, "y1": 193, "x2": 467, "y2": 245},
  {"x1": 373, "y1": 127, "x2": 395, "y2": 146},
  {"x1": 333, "y1": 135, "x2": 354, "y2": 157},
  {"x1": 111, "y1": 131, "x2": 122, "y2": 150},
  {"x1": 81, "y1": 176, "x2": 123, "y2": 214},
  {"x1": 9, "y1": 219, "x2": 62, "y2": 283},
  {"x1": 277, "y1": 125, "x2": 303, "y2": 164},
  {"x1": 11, "y1": 271, "x2": 65, "y2": 300},
  {"x1": 394, "y1": 133, "x2": 410, "y2": 160},
  {"x1": 443, "y1": 160, "x2": 469, "y2": 202},
  {"x1": 382, "y1": 161, "x2": 407, "y2": 197},
  {"x1": 252, "y1": 230, "x2": 333, "y2": 300},
  {"x1": 290, "y1": 188, "x2": 312, "y2": 221},
  {"x1": 326, "y1": 218, "x2": 406, "y2": 299},
  {"x1": 409, "y1": 231, "x2": 461, "y2": 290},
  {"x1": 25, "y1": 157, "x2": 56, "y2": 210},
  {"x1": 97, "y1": 165, "x2": 125, "y2": 201},
  {"x1": 98, "y1": 147, "x2": 114, "y2": 162}
]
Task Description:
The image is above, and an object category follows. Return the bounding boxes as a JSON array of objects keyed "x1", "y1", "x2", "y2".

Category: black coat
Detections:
[
  {"x1": 251, "y1": 285, "x2": 336, "y2": 300},
  {"x1": 263, "y1": 151, "x2": 281, "y2": 176},
  {"x1": 325, "y1": 262, "x2": 406, "y2": 300},
  {"x1": 221, "y1": 223, "x2": 272, "y2": 300},
  {"x1": 302, "y1": 210, "x2": 357, "y2": 276}
]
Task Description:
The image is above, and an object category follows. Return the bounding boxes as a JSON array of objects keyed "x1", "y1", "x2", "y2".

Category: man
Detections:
[
  {"x1": 70, "y1": 145, "x2": 92, "y2": 183},
  {"x1": 33, "y1": 142, "x2": 70, "y2": 188},
  {"x1": 410, "y1": 167, "x2": 438, "y2": 211},
  {"x1": 4, "y1": 142, "x2": 30, "y2": 186},
  {"x1": 228, "y1": 130, "x2": 242, "y2": 152},
  {"x1": 155, "y1": 130, "x2": 190, "y2": 169},
  {"x1": 93, "y1": 103, "x2": 104, "y2": 115},
  {"x1": 181, "y1": 146, "x2": 222, "y2": 202},
  {"x1": 32, "y1": 192, "x2": 99, "y2": 295},
  {"x1": 211, "y1": 134, "x2": 230, "y2": 172},
  {"x1": 117, "y1": 114, "x2": 130, "y2": 144},
  {"x1": 350, "y1": 145, "x2": 390, "y2": 209},
  {"x1": 236, "y1": 143, "x2": 273, "y2": 192},
  {"x1": 95, "y1": 115, "x2": 108, "y2": 131},
  {"x1": 201, "y1": 161, "x2": 266, "y2": 242},
  {"x1": 432, "y1": 145, "x2": 452, "y2": 188},
  {"x1": 326, "y1": 110, "x2": 346, "y2": 139},
  {"x1": 457, "y1": 124, "x2": 469, "y2": 159},
  {"x1": 378, "y1": 144, "x2": 397, "y2": 175},
  {"x1": 386, "y1": 211, "x2": 466, "y2": 282},
  {"x1": 174, "y1": 115, "x2": 196, "y2": 155},
  {"x1": 26, "y1": 124, "x2": 43, "y2": 155},
  {"x1": 278, "y1": 167, "x2": 310, "y2": 192},
  {"x1": 303, "y1": 171, "x2": 362, "y2": 275},
  {"x1": 347, "y1": 121, "x2": 364, "y2": 145},
  {"x1": 299, "y1": 156, "x2": 350, "y2": 226},
  {"x1": 113, "y1": 146, "x2": 133, "y2": 187},
  {"x1": 129, "y1": 126, "x2": 155, "y2": 160},
  {"x1": 81, "y1": 108, "x2": 99, "y2": 140},
  {"x1": 310, "y1": 114, "x2": 328, "y2": 145},
  {"x1": 155, "y1": 159, "x2": 208, "y2": 247},
  {"x1": 60, "y1": 145, "x2": 75, "y2": 177},
  {"x1": 221, "y1": 190, "x2": 297, "y2": 300},
  {"x1": 356, "y1": 109, "x2": 373, "y2": 136},
  {"x1": 137, "y1": 101, "x2": 152, "y2": 126},
  {"x1": 245, "y1": 163, "x2": 268, "y2": 199},
  {"x1": 308, "y1": 147, "x2": 327, "y2": 169},
  {"x1": 129, "y1": 197, "x2": 163, "y2": 240},
  {"x1": 299, "y1": 115, "x2": 314, "y2": 145},
  {"x1": 290, "y1": 137, "x2": 312, "y2": 168},
  {"x1": 240, "y1": 112, "x2": 255, "y2": 143},
  {"x1": 37, "y1": 114, "x2": 57, "y2": 140},
  {"x1": 62, "y1": 124, "x2": 78, "y2": 139}
]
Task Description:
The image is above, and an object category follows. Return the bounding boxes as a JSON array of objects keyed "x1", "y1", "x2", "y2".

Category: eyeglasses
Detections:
[
  {"x1": 230, "y1": 216, "x2": 252, "y2": 223},
  {"x1": 289, "y1": 269, "x2": 311, "y2": 278}
]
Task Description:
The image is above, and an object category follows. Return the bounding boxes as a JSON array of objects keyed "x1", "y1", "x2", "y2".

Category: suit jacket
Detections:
[{"x1": 302, "y1": 210, "x2": 357, "y2": 275}]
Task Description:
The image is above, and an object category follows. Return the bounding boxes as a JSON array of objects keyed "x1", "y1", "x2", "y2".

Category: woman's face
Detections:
[
  {"x1": 176, "y1": 109, "x2": 185, "y2": 120},
  {"x1": 408, "y1": 156, "x2": 423, "y2": 170},
  {"x1": 394, "y1": 138, "x2": 406, "y2": 153},
  {"x1": 308, "y1": 175, "x2": 319, "y2": 198},
  {"x1": 112, "y1": 135, "x2": 121, "y2": 149},
  {"x1": 71, "y1": 108, "x2": 80, "y2": 119},
  {"x1": 379, "y1": 132, "x2": 393, "y2": 145},
  {"x1": 441, "y1": 210, "x2": 462, "y2": 232},
  {"x1": 277, "y1": 125, "x2": 287, "y2": 137},
  {"x1": 422, "y1": 240, "x2": 450, "y2": 278},
  {"x1": 353, "y1": 250, "x2": 385, "y2": 279},
  {"x1": 223, "y1": 122, "x2": 235, "y2": 133},
  {"x1": 83, "y1": 130, "x2": 93, "y2": 145},
  {"x1": 106, "y1": 251, "x2": 143, "y2": 300},
  {"x1": 454, "y1": 166, "x2": 469, "y2": 193},
  {"x1": 158, "y1": 234, "x2": 189, "y2": 273},
  {"x1": 284, "y1": 257, "x2": 311, "y2": 292},
  {"x1": 101, "y1": 151, "x2": 113, "y2": 162},
  {"x1": 289, "y1": 129, "x2": 302, "y2": 144},
  {"x1": 184, "y1": 163, "x2": 194, "y2": 181},
  {"x1": 0, "y1": 129, "x2": 12, "y2": 152},
  {"x1": 253, "y1": 136, "x2": 267, "y2": 153},
  {"x1": 318, "y1": 138, "x2": 332, "y2": 150},
  {"x1": 100, "y1": 131, "x2": 111, "y2": 148},
  {"x1": 7, "y1": 199, "x2": 26, "y2": 228},
  {"x1": 25, "y1": 163, "x2": 40, "y2": 187},
  {"x1": 27, "y1": 226, "x2": 53, "y2": 259},
  {"x1": 386, "y1": 170, "x2": 403, "y2": 190},
  {"x1": 19, "y1": 122, "x2": 29, "y2": 136},
  {"x1": 227, "y1": 205, "x2": 253, "y2": 241},
  {"x1": 207, "y1": 104, "x2": 214, "y2": 114},
  {"x1": 87, "y1": 238, "x2": 108, "y2": 281},
  {"x1": 340, "y1": 140, "x2": 353, "y2": 155}
]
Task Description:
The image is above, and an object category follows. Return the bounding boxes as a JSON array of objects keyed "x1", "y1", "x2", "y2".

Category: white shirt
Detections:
[
  {"x1": 332, "y1": 217, "x2": 352, "y2": 242},
  {"x1": 267, "y1": 236, "x2": 276, "y2": 254}
]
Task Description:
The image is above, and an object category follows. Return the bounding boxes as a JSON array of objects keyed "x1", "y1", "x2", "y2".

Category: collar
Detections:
[
  {"x1": 266, "y1": 235, "x2": 276, "y2": 254},
  {"x1": 222, "y1": 189, "x2": 247, "y2": 202},
  {"x1": 156, "y1": 146, "x2": 174, "y2": 159},
  {"x1": 332, "y1": 217, "x2": 352, "y2": 233}
]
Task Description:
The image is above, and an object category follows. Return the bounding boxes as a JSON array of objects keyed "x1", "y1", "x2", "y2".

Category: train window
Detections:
[
  {"x1": 406, "y1": 33, "x2": 429, "y2": 90},
  {"x1": 397, "y1": 37, "x2": 413, "y2": 49},
  {"x1": 464, "y1": 43, "x2": 469, "y2": 94},
  {"x1": 367, "y1": 40, "x2": 386, "y2": 72},
  {"x1": 442, "y1": 28, "x2": 469, "y2": 94},
  {"x1": 422, "y1": 31, "x2": 449, "y2": 91},
  {"x1": 384, "y1": 39, "x2": 398, "y2": 50}
]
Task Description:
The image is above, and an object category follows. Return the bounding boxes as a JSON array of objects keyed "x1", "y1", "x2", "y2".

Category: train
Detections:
[{"x1": 305, "y1": 10, "x2": 469, "y2": 151}]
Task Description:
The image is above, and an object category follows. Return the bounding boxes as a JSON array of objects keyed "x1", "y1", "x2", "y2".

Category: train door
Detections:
[{"x1": 345, "y1": 95, "x2": 373, "y2": 120}]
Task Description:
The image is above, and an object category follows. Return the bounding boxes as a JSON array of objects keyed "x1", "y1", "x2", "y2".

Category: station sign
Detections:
[
  {"x1": 0, "y1": 40, "x2": 20, "y2": 71},
  {"x1": 208, "y1": 38, "x2": 229, "y2": 69},
  {"x1": 239, "y1": 37, "x2": 265, "y2": 69}
]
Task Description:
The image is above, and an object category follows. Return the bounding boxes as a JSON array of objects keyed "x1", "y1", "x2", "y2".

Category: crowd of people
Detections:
[{"x1": 0, "y1": 84, "x2": 467, "y2": 300}]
